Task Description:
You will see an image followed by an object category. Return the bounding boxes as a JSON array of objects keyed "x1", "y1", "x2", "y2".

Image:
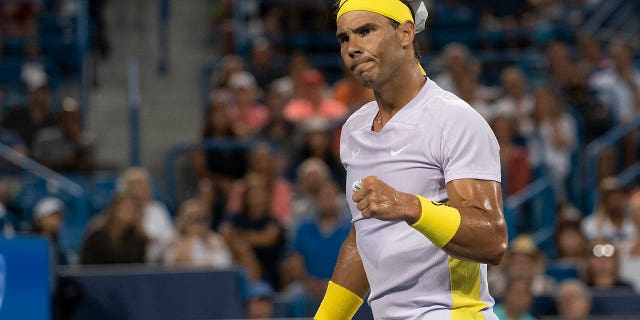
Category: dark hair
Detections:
[{"x1": 333, "y1": 0, "x2": 421, "y2": 61}]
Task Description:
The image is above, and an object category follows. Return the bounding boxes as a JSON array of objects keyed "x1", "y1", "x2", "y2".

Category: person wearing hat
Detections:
[
  {"x1": 226, "y1": 71, "x2": 270, "y2": 138},
  {"x1": 315, "y1": 0, "x2": 507, "y2": 319},
  {"x1": 581, "y1": 176, "x2": 635, "y2": 244},
  {"x1": 31, "y1": 197, "x2": 68, "y2": 265}
]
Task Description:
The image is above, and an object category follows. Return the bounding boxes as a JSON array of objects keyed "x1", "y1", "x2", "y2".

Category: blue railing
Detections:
[
  {"x1": 76, "y1": 0, "x2": 91, "y2": 129},
  {"x1": 585, "y1": 115, "x2": 640, "y2": 214},
  {"x1": 0, "y1": 144, "x2": 84, "y2": 198},
  {"x1": 504, "y1": 177, "x2": 556, "y2": 241},
  {"x1": 158, "y1": 0, "x2": 171, "y2": 74},
  {"x1": 127, "y1": 59, "x2": 142, "y2": 167},
  {"x1": 581, "y1": 0, "x2": 625, "y2": 34}
]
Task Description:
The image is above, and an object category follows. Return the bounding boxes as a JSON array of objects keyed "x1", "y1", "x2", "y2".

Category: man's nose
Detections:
[{"x1": 347, "y1": 38, "x2": 362, "y2": 58}]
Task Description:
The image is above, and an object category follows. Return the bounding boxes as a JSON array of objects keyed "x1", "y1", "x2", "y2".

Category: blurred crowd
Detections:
[{"x1": 0, "y1": 0, "x2": 639, "y2": 319}]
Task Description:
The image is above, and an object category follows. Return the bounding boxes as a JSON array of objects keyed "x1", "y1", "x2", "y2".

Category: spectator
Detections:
[
  {"x1": 618, "y1": 191, "x2": 640, "y2": 292},
  {"x1": 220, "y1": 173, "x2": 286, "y2": 288},
  {"x1": 581, "y1": 177, "x2": 635, "y2": 243},
  {"x1": 332, "y1": 68, "x2": 374, "y2": 111},
  {"x1": 290, "y1": 158, "x2": 332, "y2": 231},
  {"x1": 31, "y1": 197, "x2": 67, "y2": 265},
  {"x1": 164, "y1": 199, "x2": 232, "y2": 268},
  {"x1": 117, "y1": 167, "x2": 175, "y2": 263},
  {"x1": 246, "y1": 37, "x2": 286, "y2": 90},
  {"x1": 32, "y1": 97, "x2": 93, "y2": 174},
  {"x1": 0, "y1": 90, "x2": 27, "y2": 174},
  {"x1": 246, "y1": 281, "x2": 276, "y2": 319},
  {"x1": 531, "y1": 85, "x2": 577, "y2": 201},
  {"x1": 226, "y1": 71, "x2": 270, "y2": 138},
  {"x1": 259, "y1": 82, "x2": 296, "y2": 153},
  {"x1": 283, "y1": 69, "x2": 347, "y2": 123},
  {"x1": 590, "y1": 40, "x2": 639, "y2": 167},
  {"x1": 590, "y1": 40, "x2": 640, "y2": 125},
  {"x1": 546, "y1": 41, "x2": 579, "y2": 91},
  {"x1": 191, "y1": 95, "x2": 247, "y2": 199},
  {"x1": 554, "y1": 219, "x2": 588, "y2": 268},
  {"x1": 576, "y1": 36, "x2": 608, "y2": 77},
  {"x1": 80, "y1": 194, "x2": 147, "y2": 265},
  {"x1": 287, "y1": 117, "x2": 344, "y2": 185},
  {"x1": 490, "y1": 114, "x2": 531, "y2": 196},
  {"x1": 227, "y1": 143, "x2": 293, "y2": 226},
  {"x1": 555, "y1": 279, "x2": 592, "y2": 320},
  {"x1": 490, "y1": 234, "x2": 556, "y2": 297},
  {"x1": 193, "y1": 177, "x2": 227, "y2": 232},
  {"x1": 582, "y1": 240, "x2": 635, "y2": 294},
  {"x1": 458, "y1": 75, "x2": 494, "y2": 120},
  {"x1": 492, "y1": 66, "x2": 535, "y2": 137},
  {"x1": 209, "y1": 55, "x2": 245, "y2": 97},
  {"x1": 281, "y1": 180, "x2": 350, "y2": 299},
  {"x1": 3, "y1": 72, "x2": 58, "y2": 152},
  {"x1": 434, "y1": 43, "x2": 472, "y2": 96},
  {"x1": 493, "y1": 275, "x2": 536, "y2": 320}
]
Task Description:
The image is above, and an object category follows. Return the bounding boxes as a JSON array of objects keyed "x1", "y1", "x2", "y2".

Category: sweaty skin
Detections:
[{"x1": 352, "y1": 176, "x2": 507, "y2": 265}]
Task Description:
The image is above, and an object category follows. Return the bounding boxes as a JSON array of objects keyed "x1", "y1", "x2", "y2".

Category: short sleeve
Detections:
[{"x1": 441, "y1": 109, "x2": 501, "y2": 184}]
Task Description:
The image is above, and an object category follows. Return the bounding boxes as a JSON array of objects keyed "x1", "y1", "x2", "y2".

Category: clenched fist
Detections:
[{"x1": 352, "y1": 176, "x2": 421, "y2": 223}]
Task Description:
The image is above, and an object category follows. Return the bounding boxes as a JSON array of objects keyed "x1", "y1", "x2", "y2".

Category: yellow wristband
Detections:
[
  {"x1": 314, "y1": 281, "x2": 364, "y2": 320},
  {"x1": 411, "y1": 195, "x2": 461, "y2": 248}
]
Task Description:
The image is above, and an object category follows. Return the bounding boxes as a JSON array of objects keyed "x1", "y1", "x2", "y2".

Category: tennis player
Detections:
[{"x1": 314, "y1": 1, "x2": 507, "y2": 319}]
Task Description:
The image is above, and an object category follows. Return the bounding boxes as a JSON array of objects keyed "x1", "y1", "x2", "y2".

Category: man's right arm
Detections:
[
  {"x1": 315, "y1": 224, "x2": 369, "y2": 320},
  {"x1": 331, "y1": 225, "x2": 369, "y2": 296}
]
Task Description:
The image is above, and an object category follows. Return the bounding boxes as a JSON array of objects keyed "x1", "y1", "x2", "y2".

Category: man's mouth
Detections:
[{"x1": 351, "y1": 59, "x2": 372, "y2": 71}]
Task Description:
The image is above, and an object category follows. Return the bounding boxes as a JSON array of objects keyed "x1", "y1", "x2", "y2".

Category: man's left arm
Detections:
[
  {"x1": 352, "y1": 176, "x2": 507, "y2": 265},
  {"x1": 440, "y1": 178, "x2": 507, "y2": 265}
]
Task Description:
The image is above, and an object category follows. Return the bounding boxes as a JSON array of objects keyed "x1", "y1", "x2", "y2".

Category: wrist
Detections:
[
  {"x1": 409, "y1": 195, "x2": 461, "y2": 248},
  {"x1": 404, "y1": 193, "x2": 422, "y2": 225}
]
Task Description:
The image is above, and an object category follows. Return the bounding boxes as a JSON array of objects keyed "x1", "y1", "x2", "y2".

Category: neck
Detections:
[{"x1": 373, "y1": 65, "x2": 426, "y2": 125}]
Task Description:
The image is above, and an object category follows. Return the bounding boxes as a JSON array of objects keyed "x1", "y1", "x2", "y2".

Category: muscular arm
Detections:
[
  {"x1": 442, "y1": 179, "x2": 507, "y2": 265},
  {"x1": 330, "y1": 225, "x2": 369, "y2": 298},
  {"x1": 354, "y1": 176, "x2": 507, "y2": 266}
]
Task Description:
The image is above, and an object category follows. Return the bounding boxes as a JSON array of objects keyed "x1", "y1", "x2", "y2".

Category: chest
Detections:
[{"x1": 341, "y1": 124, "x2": 443, "y2": 196}]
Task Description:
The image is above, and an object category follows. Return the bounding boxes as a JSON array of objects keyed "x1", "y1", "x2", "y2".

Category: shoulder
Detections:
[{"x1": 425, "y1": 81, "x2": 488, "y2": 127}]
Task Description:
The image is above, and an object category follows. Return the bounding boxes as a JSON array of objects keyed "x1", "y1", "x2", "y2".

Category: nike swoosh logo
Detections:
[
  {"x1": 390, "y1": 145, "x2": 411, "y2": 157},
  {"x1": 352, "y1": 149, "x2": 361, "y2": 159}
]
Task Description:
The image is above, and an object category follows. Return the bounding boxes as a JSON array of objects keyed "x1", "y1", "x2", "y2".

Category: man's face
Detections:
[{"x1": 336, "y1": 11, "x2": 405, "y2": 88}]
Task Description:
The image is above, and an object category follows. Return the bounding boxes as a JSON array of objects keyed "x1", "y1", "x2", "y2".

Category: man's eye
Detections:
[{"x1": 360, "y1": 29, "x2": 371, "y2": 36}]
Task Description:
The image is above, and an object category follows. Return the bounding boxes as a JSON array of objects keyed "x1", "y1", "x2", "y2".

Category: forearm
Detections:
[
  {"x1": 402, "y1": 181, "x2": 507, "y2": 265},
  {"x1": 442, "y1": 207, "x2": 507, "y2": 265},
  {"x1": 331, "y1": 225, "x2": 369, "y2": 297}
]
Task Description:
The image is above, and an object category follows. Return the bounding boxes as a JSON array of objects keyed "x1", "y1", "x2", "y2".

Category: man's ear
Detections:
[{"x1": 398, "y1": 21, "x2": 416, "y2": 48}]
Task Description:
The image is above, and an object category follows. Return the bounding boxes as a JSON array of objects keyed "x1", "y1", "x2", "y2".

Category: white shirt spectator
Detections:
[
  {"x1": 590, "y1": 68, "x2": 640, "y2": 123},
  {"x1": 581, "y1": 212, "x2": 636, "y2": 243},
  {"x1": 492, "y1": 95, "x2": 535, "y2": 136},
  {"x1": 143, "y1": 201, "x2": 175, "y2": 262}
]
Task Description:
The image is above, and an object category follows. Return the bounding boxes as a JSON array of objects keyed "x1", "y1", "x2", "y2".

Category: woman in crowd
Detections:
[{"x1": 80, "y1": 193, "x2": 147, "y2": 265}]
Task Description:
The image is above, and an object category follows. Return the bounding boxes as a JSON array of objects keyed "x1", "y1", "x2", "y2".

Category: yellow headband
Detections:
[
  {"x1": 336, "y1": 0, "x2": 427, "y2": 76},
  {"x1": 337, "y1": 0, "x2": 413, "y2": 24}
]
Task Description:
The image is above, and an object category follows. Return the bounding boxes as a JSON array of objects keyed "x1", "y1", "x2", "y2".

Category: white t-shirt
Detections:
[
  {"x1": 143, "y1": 201, "x2": 176, "y2": 262},
  {"x1": 340, "y1": 79, "x2": 501, "y2": 320},
  {"x1": 590, "y1": 68, "x2": 640, "y2": 123}
]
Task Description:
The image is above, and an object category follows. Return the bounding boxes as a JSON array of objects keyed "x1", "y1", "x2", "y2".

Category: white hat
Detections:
[
  {"x1": 228, "y1": 71, "x2": 256, "y2": 89},
  {"x1": 34, "y1": 197, "x2": 65, "y2": 219}
]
